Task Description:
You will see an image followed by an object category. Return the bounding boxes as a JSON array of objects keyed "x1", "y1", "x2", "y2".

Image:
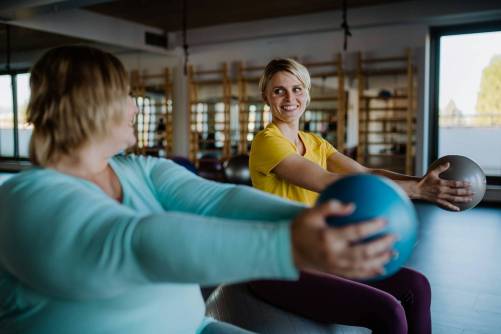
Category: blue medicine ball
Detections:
[{"x1": 317, "y1": 174, "x2": 418, "y2": 280}]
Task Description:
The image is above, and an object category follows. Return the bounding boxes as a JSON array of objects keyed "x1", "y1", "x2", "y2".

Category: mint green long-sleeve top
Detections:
[{"x1": 0, "y1": 155, "x2": 304, "y2": 334}]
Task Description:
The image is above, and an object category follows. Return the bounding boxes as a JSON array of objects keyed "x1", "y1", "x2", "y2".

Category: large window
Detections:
[
  {"x1": 0, "y1": 75, "x2": 14, "y2": 157},
  {"x1": 0, "y1": 72, "x2": 31, "y2": 160},
  {"x1": 16, "y1": 73, "x2": 32, "y2": 158},
  {"x1": 431, "y1": 22, "x2": 501, "y2": 184}
]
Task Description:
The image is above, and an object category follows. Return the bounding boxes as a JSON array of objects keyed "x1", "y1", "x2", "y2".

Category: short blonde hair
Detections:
[
  {"x1": 26, "y1": 45, "x2": 129, "y2": 166},
  {"x1": 258, "y1": 58, "x2": 311, "y2": 105}
]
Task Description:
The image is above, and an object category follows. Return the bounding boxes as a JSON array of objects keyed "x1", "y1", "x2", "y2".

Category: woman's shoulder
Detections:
[
  {"x1": 254, "y1": 123, "x2": 290, "y2": 144},
  {"x1": 1, "y1": 168, "x2": 61, "y2": 190},
  {"x1": 111, "y1": 154, "x2": 177, "y2": 172},
  {"x1": 0, "y1": 167, "x2": 87, "y2": 209},
  {"x1": 111, "y1": 153, "x2": 147, "y2": 166},
  {"x1": 111, "y1": 153, "x2": 159, "y2": 172},
  {"x1": 111, "y1": 154, "x2": 191, "y2": 186},
  {"x1": 254, "y1": 125, "x2": 272, "y2": 139}
]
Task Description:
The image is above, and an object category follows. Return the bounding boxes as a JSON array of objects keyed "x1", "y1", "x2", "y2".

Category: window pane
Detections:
[
  {"x1": 439, "y1": 31, "x2": 501, "y2": 176},
  {"x1": 17, "y1": 73, "x2": 32, "y2": 158},
  {"x1": 0, "y1": 75, "x2": 14, "y2": 157}
]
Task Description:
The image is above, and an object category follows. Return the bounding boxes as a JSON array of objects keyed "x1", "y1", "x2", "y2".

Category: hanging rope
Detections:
[
  {"x1": 182, "y1": 0, "x2": 189, "y2": 76},
  {"x1": 340, "y1": 0, "x2": 352, "y2": 51}
]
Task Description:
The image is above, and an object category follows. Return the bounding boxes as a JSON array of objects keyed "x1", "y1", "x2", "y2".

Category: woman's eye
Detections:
[
  {"x1": 293, "y1": 87, "x2": 303, "y2": 93},
  {"x1": 273, "y1": 88, "x2": 284, "y2": 95}
]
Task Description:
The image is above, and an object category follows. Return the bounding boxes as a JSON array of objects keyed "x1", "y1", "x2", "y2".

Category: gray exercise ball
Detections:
[
  {"x1": 428, "y1": 155, "x2": 486, "y2": 211},
  {"x1": 224, "y1": 154, "x2": 251, "y2": 185},
  {"x1": 205, "y1": 283, "x2": 370, "y2": 334}
]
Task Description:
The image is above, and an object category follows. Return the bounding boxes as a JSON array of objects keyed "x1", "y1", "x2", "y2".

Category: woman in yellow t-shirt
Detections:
[
  {"x1": 248, "y1": 58, "x2": 471, "y2": 334},
  {"x1": 249, "y1": 59, "x2": 472, "y2": 210}
]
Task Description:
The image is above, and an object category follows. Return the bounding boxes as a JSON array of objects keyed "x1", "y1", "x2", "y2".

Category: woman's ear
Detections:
[{"x1": 262, "y1": 92, "x2": 268, "y2": 105}]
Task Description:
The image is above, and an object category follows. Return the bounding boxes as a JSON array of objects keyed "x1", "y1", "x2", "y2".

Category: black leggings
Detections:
[{"x1": 249, "y1": 267, "x2": 432, "y2": 334}]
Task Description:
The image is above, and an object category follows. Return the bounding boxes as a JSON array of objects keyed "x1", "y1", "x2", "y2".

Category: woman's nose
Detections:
[{"x1": 284, "y1": 90, "x2": 293, "y2": 101}]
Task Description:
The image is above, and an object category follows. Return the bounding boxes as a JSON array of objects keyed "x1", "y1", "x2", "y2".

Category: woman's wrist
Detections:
[
  {"x1": 409, "y1": 179, "x2": 421, "y2": 199},
  {"x1": 397, "y1": 179, "x2": 421, "y2": 199}
]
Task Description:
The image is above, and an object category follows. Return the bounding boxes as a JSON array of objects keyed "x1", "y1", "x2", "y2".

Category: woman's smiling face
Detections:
[{"x1": 264, "y1": 71, "x2": 308, "y2": 124}]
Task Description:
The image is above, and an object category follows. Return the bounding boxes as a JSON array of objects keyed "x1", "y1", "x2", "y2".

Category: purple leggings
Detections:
[{"x1": 249, "y1": 267, "x2": 431, "y2": 334}]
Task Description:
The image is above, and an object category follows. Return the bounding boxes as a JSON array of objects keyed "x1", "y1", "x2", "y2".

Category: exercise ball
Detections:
[
  {"x1": 378, "y1": 89, "x2": 392, "y2": 99},
  {"x1": 224, "y1": 154, "x2": 251, "y2": 185},
  {"x1": 206, "y1": 283, "x2": 370, "y2": 334},
  {"x1": 317, "y1": 174, "x2": 417, "y2": 280},
  {"x1": 428, "y1": 155, "x2": 486, "y2": 211},
  {"x1": 198, "y1": 157, "x2": 225, "y2": 182}
]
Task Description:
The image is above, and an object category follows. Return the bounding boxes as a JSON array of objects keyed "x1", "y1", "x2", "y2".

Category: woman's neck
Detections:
[
  {"x1": 272, "y1": 119, "x2": 305, "y2": 155},
  {"x1": 272, "y1": 119, "x2": 300, "y2": 144},
  {"x1": 48, "y1": 146, "x2": 123, "y2": 202},
  {"x1": 48, "y1": 145, "x2": 110, "y2": 179}
]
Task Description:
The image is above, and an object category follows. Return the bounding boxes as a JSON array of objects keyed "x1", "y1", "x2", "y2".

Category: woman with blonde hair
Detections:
[
  {"x1": 0, "y1": 46, "x2": 396, "y2": 334},
  {"x1": 249, "y1": 58, "x2": 472, "y2": 333}
]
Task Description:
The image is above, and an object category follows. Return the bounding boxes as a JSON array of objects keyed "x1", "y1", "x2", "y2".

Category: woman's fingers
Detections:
[
  {"x1": 335, "y1": 218, "x2": 386, "y2": 243},
  {"x1": 436, "y1": 198, "x2": 460, "y2": 211},
  {"x1": 292, "y1": 204, "x2": 397, "y2": 280},
  {"x1": 322, "y1": 225, "x2": 396, "y2": 279},
  {"x1": 439, "y1": 179, "x2": 473, "y2": 197},
  {"x1": 431, "y1": 162, "x2": 450, "y2": 176},
  {"x1": 316, "y1": 200, "x2": 355, "y2": 217},
  {"x1": 437, "y1": 192, "x2": 473, "y2": 203},
  {"x1": 447, "y1": 187, "x2": 473, "y2": 197},
  {"x1": 291, "y1": 202, "x2": 358, "y2": 271},
  {"x1": 421, "y1": 190, "x2": 464, "y2": 210},
  {"x1": 346, "y1": 234, "x2": 396, "y2": 261},
  {"x1": 440, "y1": 179, "x2": 471, "y2": 189},
  {"x1": 434, "y1": 181, "x2": 473, "y2": 203},
  {"x1": 341, "y1": 250, "x2": 393, "y2": 280},
  {"x1": 419, "y1": 176, "x2": 473, "y2": 207}
]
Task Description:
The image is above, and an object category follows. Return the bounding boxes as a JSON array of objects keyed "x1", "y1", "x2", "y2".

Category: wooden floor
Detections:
[{"x1": 408, "y1": 202, "x2": 501, "y2": 334}]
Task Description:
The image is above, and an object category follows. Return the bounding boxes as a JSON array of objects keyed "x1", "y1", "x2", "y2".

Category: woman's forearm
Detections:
[
  {"x1": 370, "y1": 169, "x2": 421, "y2": 199},
  {"x1": 370, "y1": 168, "x2": 421, "y2": 181}
]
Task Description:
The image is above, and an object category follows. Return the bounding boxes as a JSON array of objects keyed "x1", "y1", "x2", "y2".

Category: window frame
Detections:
[{"x1": 429, "y1": 20, "x2": 501, "y2": 186}]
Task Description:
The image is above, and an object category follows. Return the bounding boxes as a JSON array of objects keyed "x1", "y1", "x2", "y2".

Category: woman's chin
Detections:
[
  {"x1": 276, "y1": 115, "x2": 301, "y2": 124},
  {"x1": 114, "y1": 141, "x2": 136, "y2": 155},
  {"x1": 277, "y1": 110, "x2": 303, "y2": 121},
  {"x1": 126, "y1": 136, "x2": 137, "y2": 148}
]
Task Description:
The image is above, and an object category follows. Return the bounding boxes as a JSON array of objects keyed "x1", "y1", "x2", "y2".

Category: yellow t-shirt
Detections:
[{"x1": 249, "y1": 122, "x2": 337, "y2": 206}]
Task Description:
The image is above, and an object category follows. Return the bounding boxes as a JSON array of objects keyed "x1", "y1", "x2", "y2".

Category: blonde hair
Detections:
[
  {"x1": 258, "y1": 58, "x2": 311, "y2": 105},
  {"x1": 27, "y1": 45, "x2": 129, "y2": 166}
]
